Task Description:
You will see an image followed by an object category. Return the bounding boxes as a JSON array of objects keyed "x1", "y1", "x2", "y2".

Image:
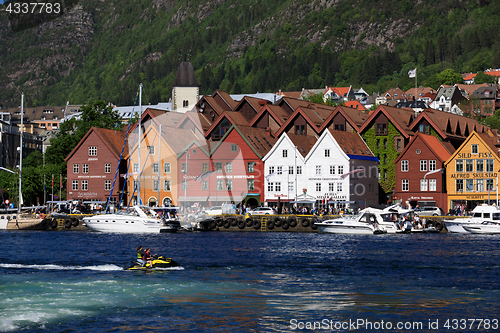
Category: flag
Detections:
[
  {"x1": 423, "y1": 168, "x2": 442, "y2": 179},
  {"x1": 340, "y1": 169, "x2": 365, "y2": 180},
  {"x1": 195, "y1": 171, "x2": 215, "y2": 181},
  {"x1": 408, "y1": 68, "x2": 416, "y2": 78},
  {"x1": 60, "y1": 174, "x2": 63, "y2": 188},
  {"x1": 52, "y1": 174, "x2": 54, "y2": 189}
]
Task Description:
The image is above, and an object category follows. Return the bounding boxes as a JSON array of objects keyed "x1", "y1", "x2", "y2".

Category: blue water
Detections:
[{"x1": 1, "y1": 231, "x2": 499, "y2": 332}]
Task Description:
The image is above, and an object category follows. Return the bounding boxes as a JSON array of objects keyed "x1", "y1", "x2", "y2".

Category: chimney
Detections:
[{"x1": 258, "y1": 100, "x2": 269, "y2": 109}]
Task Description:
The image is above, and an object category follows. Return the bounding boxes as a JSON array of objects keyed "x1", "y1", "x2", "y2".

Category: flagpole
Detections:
[{"x1": 415, "y1": 67, "x2": 417, "y2": 105}]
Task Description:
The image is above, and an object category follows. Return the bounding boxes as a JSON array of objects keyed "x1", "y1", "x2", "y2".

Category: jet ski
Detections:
[{"x1": 126, "y1": 255, "x2": 181, "y2": 270}]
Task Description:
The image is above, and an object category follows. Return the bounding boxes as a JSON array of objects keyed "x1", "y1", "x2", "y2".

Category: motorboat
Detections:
[
  {"x1": 126, "y1": 255, "x2": 181, "y2": 270},
  {"x1": 315, "y1": 211, "x2": 394, "y2": 234},
  {"x1": 82, "y1": 206, "x2": 178, "y2": 233},
  {"x1": 462, "y1": 221, "x2": 500, "y2": 234},
  {"x1": 443, "y1": 204, "x2": 500, "y2": 233}
]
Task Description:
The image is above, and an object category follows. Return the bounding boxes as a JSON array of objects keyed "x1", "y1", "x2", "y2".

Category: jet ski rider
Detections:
[
  {"x1": 144, "y1": 248, "x2": 154, "y2": 266},
  {"x1": 136, "y1": 246, "x2": 146, "y2": 266}
]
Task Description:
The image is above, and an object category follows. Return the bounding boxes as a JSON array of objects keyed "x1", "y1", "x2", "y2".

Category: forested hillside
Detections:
[{"x1": 0, "y1": 0, "x2": 499, "y2": 108}]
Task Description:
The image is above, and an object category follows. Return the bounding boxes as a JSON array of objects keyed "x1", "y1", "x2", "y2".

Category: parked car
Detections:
[
  {"x1": 415, "y1": 206, "x2": 443, "y2": 216},
  {"x1": 248, "y1": 207, "x2": 277, "y2": 216},
  {"x1": 204, "y1": 206, "x2": 223, "y2": 216}
]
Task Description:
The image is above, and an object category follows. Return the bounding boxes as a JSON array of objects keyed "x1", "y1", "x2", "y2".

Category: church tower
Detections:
[{"x1": 172, "y1": 62, "x2": 200, "y2": 113}]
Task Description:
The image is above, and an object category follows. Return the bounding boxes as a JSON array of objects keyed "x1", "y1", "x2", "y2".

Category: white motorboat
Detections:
[
  {"x1": 83, "y1": 206, "x2": 176, "y2": 233},
  {"x1": 443, "y1": 204, "x2": 500, "y2": 233},
  {"x1": 316, "y1": 211, "x2": 394, "y2": 234},
  {"x1": 462, "y1": 221, "x2": 500, "y2": 234}
]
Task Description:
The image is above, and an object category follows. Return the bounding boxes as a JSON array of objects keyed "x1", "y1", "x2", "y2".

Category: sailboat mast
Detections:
[
  {"x1": 138, "y1": 83, "x2": 142, "y2": 205},
  {"x1": 18, "y1": 93, "x2": 24, "y2": 214}
]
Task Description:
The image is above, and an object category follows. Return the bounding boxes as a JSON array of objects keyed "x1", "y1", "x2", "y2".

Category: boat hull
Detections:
[
  {"x1": 444, "y1": 220, "x2": 470, "y2": 233},
  {"x1": 317, "y1": 223, "x2": 375, "y2": 234},
  {"x1": 83, "y1": 215, "x2": 165, "y2": 233}
]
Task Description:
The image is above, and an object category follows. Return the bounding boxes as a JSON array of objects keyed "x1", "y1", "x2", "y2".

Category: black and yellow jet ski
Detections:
[{"x1": 126, "y1": 255, "x2": 181, "y2": 270}]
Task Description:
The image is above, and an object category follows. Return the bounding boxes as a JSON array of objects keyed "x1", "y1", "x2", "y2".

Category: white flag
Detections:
[{"x1": 408, "y1": 68, "x2": 416, "y2": 78}]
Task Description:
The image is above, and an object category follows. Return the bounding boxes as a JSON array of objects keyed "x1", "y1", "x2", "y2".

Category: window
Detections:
[
  {"x1": 316, "y1": 183, "x2": 321, "y2": 192},
  {"x1": 268, "y1": 182, "x2": 274, "y2": 192},
  {"x1": 288, "y1": 182, "x2": 294, "y2": 192},
  {"x1": 376, "y1": 123, "x2": 387, "y2": 135},
  {"x1": 477, "y1": 179, "x2": 484, "y2": 192},
  {"x1": 277, "y1": 166, "x2": 282, "y2": 174},
  {"x1": 420, "y1": 160, "x2": 427, "y2": 172},
  {"x1": 396, "y1": 138, "x2": 402, "y2": 151},
  {"x1": 376, "y1": 139, "x2": 380, "y2": 149},
  {"x1": 297, "y1": 166, "x2": 302, "y2": 174},
  {"x1": 72, "y1": 180, "x2": 78, "y2": 191},
  {"x1": 325, "y1": 149, "x2": 330, "y2": 157},
  {"x1": 88, "y1": 146, "x2": 97, "y2": 156},
  {"x1": 466, "y1": 179, "x2": 474, "y2": 192},
  {"x1": 429, "y1": 179, "x2": 436, "y2": 191},
  {"x1": 181, "y1": 163, "x2": 188, "y2": 173},
  {"x1": 295, "y1": 125, "x2": 305, "y2": 135},
  {"x1": 316, "y1": 166, "x2": 321, "y2": 175},
  {"x1": 105, "y1": 180, "x2": 111, "y2": 191},
  {"x1": 133, "y1": 163, "x2": 139, "y2": 173},
  {"x1": 402, "y1": 179, "x2": 409, "y2": 191},
  {"x1": 476, "y1": 160, "x2": 484, "y2": 172},
  {"x1": 420, "y1": 179, "x2": 428, "y2": 191},
  {"x1": 456, "y1": 179, "x2": 464, "y2": 192},
  {"x1": 401, "y1": 160, "x2": 409, "y2": 172},
  {"x1": 384, "y1": 138, "x2": 387, "y2": 149},
  {"x1": 148, "y1": 146, "x2": 155, "y2": 155},
  {"x1": 225, "y1": 162, "x2": 232, "y2": 173},
  {"x1": 486, "y1": 179, "x2": 494, "y2": 191},
  {"x1": 465, "y1": 160, "x2": 473, "y2": 172},
  {"x1": 215, "y1": 162, "x2": 223, "y2": 173},
  {"x1": 164, "y1": 180, "x2": 171, "y2": 191},
  {"x1": 201, "y1": 180, "x2": 208, "y2": 190},
  {"x1": 133, "y1": 180, "x2": 138, "y2": 191},
  {"x1": 275, "y1": 182, "x2": 281, "y2": 192},
  {"x1": 429, "y1": 160, "x2": 436, "y2": 171},
  {"x1": 247, "y1": 179, "x2": 255, "y2": 191},
  {"x1": 486, "y1": 159, "x2": 494, "y2": 172},
  {"x1": 73, "y1": 164, "x2": 79, "y2": 174},
  {"x1": 329, "y1": 183, "x2": 335, "y2": 191},
  {"x1": 231, "y1": 144, "x2": 238, "y2": 152},
  {"x1": 225, "y1": 179, "x2": 232, "y2": 191},
  {"x1": 289, "y1": 166, "x2": 294, "y2": 175},
  {"x1": 472, "y1": 144, "x2": 478, "y2": 154},
  {"x1": 181, "y1": 180, "x2": 188, "y2": 191},
  {"x1": 383, "y1": 155, "x2": 387, "y2": 165},
  {"x1": 247, "y1": 162, "x2": 255, "y2": 173},
  {"x1": 269, "y1": 166, "x2": 275, "y2": 174},
  {"x1": 81, "y1": 164, "x2": 88, "y2": 174},
  {"x1": 183, "y1": 100, "x2": 189, "y2": 107},
  {"x1": 338, "y1": 166, "x2": 343, "y2": 175},
  {"x1": 152, "y1": 163, "x2": 159, "y2": 173},
  {"x1": 164, "y1": 163, "x2": 171, "y2": 173},
  {"x1": 337, "y1": 183, "x2": 343, "y2": 192},
  {"x1": 330, "y1": 166, "x2": 336, "y2": 174},
  {"x1": 283, "y1": 149, "x2": 288, "y2": 158},
  {"x1": 455, "y1": 160, "x2": 463, "y2": 172},
  {"x1": 202, "y1": 163, "x2": 208, "y2": 173},
  {"x1": 82, "y1": 180, "x2": 88, "y2": 191},
  {"x1": 216, "y1": 180, "x2": 224, "y2": 191}
]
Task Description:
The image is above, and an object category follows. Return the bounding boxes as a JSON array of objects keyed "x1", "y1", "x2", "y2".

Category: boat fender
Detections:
[
  {"x1": 39, "y1": 213, "x2": 45, "y2": 219},
  {"x1": 238, "y1": 220, "x2": 245, "y2": 229},
  {"x1": 273, "y1": 217, "x2": 282, "y2": 228},
  {"x1": 223, "y1": 220, "x2": 231, "y2": 229},
  {"x1": 210, "y1": 221, "x2": 217, "y2": 230},
  {"x1": 64, "y1": 219, "x2": 72, "y2": 229},
  {"x1": 253, "y1": 219, "x2": 261, "y2": 229},
  {"x1": 281, "y1": 220, "x2": 289, "y2": 230},
  {"x1": 288, "y1": 217, "x2": 297, "y2": 228},
  {"x1": 301, "y1": 219, "x2": 310, "y2": 228},
  {"x1": 51, "y1": 219, "x2": 57, "y2": 229},
  {"x1": 216, "y1": 218, "x2": 224, "y2": 227},
  {"x1": 71, "y1": 218, "x2": 79, "y2": 227},
  {"x1": 230, "y1": 218, "x2": 238, "y2": 227},
  {"x1": 311, "y1": 217, "x2": 319, "y2": 230},
  {"x1": 245, "y1": 218, "x2": 253, "y2": 227},
  {"x1": 267, "y1": 220, "x2": 274, "y2": 230},
  {"x1": 434, "y1": 221, "x2": 443, "y2": 232}
]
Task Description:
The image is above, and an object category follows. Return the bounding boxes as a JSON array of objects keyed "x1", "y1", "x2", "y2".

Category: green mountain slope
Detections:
[{"x1": 1, "y1": 0, "x2": 499, "y2": 108}]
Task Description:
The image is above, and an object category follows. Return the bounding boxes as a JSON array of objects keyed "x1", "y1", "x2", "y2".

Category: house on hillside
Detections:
[
  {"x1": 323, "y1": 86, "x2": 355, "y2": 103},
  {"x1": 429, "y1": 86, "x2": 466, "y2": 113}
]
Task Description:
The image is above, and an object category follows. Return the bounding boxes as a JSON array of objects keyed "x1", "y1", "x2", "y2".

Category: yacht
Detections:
[
  {"x1": 316, "y1": 211, "x2": 396, "y2": 234},
  {"x1": 82, "y1": 206, "x2": 177, "y2": 233},
  {"x1": 462, "y1": 221, "x2": 500, "y2": 234},
  {"x1": 443, "y1": 204, "x2": 500, "y2": 233}
]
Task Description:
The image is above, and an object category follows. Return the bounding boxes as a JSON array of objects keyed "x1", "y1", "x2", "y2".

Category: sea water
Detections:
[{"x1": 0, "y1": 231, "x2": 499, "y2": 332}]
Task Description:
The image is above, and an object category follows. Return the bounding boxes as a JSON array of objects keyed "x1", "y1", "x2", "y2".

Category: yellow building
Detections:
[{"x1": 444, "y1": 131, "x2": 500, "y2": 211}]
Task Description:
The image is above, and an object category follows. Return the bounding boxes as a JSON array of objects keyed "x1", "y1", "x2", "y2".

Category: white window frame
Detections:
[
  {"x1": 164, "y1": 163, "x2": 171, "y2": 173},
  {"x1": 401, "y1": 160, "x2": 408, "y2": 172},
  {"x1": 325, "y1": 149, "x2": 330, "y2": 157},
  {"x1": 420, "y1": 179, "x2": 428, "y2": 191},
  {"x1": 82, "y1": 180, "x2": 88, "y2": 191},
  {"x1": 429, "y1": 160, "x2": 436, "y2": 171},
  {"x1": 103, "y1": 163, "x2": 110, "y2": 174},
  {"x1": 402, "y1": 179, "x2": 409, "y2": 191},
  {"x1": 420, "y1": 160, "x2": 427, "y2": 172},
  {"x1": 105, "y1": 180, "x2": 111, "y2": 191},
  {"x1": 429, "y1": 179, "x2": 436, "y2": 191},
  {"x1": 73, "y1": 164, "x2": 79, "y2": 174},
  {"x1": 164, "y1": 180, "x2": 171, "y2": 191},
  {"x1": 88, "y1": 146, "x2": 97, "y2": 156},
  {"x1": 72, "y1": 180, "x2": 78, "y2": 191}
]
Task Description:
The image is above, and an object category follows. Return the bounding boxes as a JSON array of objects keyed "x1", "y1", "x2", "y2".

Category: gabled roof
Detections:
[
  {"x1": 324, "y1": 86, "x2": 352, "y2": 99},
  {"x1": 65, "y1": 127, "x2": 128, "y2": 162},
  {"x1": 233, "y1": 96, "x2": 267, "y2": 114},
  {"x1": 383, "y1": 87, "x2": 407, "y2": 100},
  {"x1": 248, "y1": 104, "x2": 288, "y2": 128},
  {"x1": 359, "y1": 104, "x2": 415, "y2": 138},
  {"x1": 205, "y1": 110, "x2": 250, "y2": 137},
  {"x1": 197, "y1": 96, "x2": 231, "y2": 116},
  {"x1": 445, "y1": 131, "x2": 500, "y2": 166},
  {"x1": 405, "y1": 86, "x2": 436, "y2": 99},
  {"x1": 329, "y1": 129, "x2": 374, "y2": 158},
  {"x1": 394, "y1": 132, "x2": 454, "y2": 164},
  {"x1": 274, "y1": 106, "x2": 326, "y2": 137},
  {"x1": 287, "y1": 133, "x2": 318, "y2": 158},
  {"x1": 344, "y1": 100, "x2": 367, "y2": 111},
  {"x1": 455, "y1": 83, "x2": 492, "y2": 98},
  {"x1": 409, "y1": 108, "x2": 488, "y2": 140},
  {"x1": 128, "y1": 108, "x2": 179, "y2": 132},
  {"x1": 318, "y1": 105, "x2": 368, "y2": 133},
  {"x1": 175, "y1": 111, "x2": 212, "y2": 133},
  {"x1": 212, "y1": 90, "x2": 238, "y2": 110}
]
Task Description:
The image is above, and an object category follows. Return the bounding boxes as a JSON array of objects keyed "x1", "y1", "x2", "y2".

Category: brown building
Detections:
[
  {"x1": 394, "y1": 133, "x2": 455, "y2": 212},
  {"x1": 65, "y1": 127, "x2": 129, "y2": 204}
]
